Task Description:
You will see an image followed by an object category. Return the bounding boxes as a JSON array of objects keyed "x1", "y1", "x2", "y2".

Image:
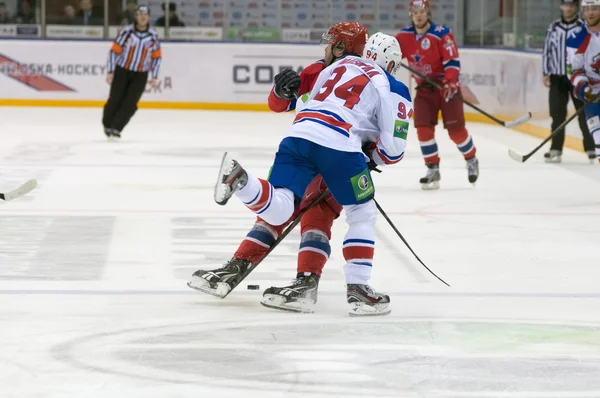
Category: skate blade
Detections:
[
  {"x1": 544, "y1": 158, "x2": 561, "y2": 164},
  {"x1": 348, "y1": 302, "x2": 391, "y2": 317},
  {"x1": 261, "y1": 294, "x2": 315, "y2": 313},
  {"x1": 420, "y1": 181, "x2": 440, "y2": 190},
  {"x1": 214, "y1": 152, "x2": 234, "y2": 205},
  {"x1": 187, "y1": 279, "x2": 231, "y2": 298}
]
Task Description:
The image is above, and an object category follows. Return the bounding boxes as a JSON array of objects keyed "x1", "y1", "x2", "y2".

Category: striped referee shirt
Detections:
[
  {"x1": 543, "y1": 17, "x2": 586, "y2": 76},
  {"x1": 107, "y1": 24, "x2": 162, "y2": 79}
]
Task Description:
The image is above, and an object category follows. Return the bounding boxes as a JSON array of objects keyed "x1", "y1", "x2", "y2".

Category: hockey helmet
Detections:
[
  {"x1": 320, "y1": 22, "x2": 369, "y2": 56},
  {"x1": 409, "y1": 0, "x2": 431, "y2": 12},
  {"x1": 363, "y1": 32, "x2": 402, "y2": 75},
  {"x1": 581, "y1": 0, "x2": 600, "y2": 6}
]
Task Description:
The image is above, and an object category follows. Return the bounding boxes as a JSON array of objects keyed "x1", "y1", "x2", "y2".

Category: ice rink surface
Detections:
[{"x1": 1, "y1": 107, "x2": 600, "y2": 398}]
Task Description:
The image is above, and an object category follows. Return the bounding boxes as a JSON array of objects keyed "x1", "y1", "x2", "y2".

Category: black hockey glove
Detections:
[
  {"x1": 274, "y1": 69, "x2": 301, "y2": 100},
  {"x1": 362, "y1": 141, "x2": 382, "y2": 173}
]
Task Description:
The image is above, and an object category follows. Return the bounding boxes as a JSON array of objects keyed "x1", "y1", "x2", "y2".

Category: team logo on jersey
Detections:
[
  {"x1": 350, "y1": 169, "x2": 374, "y2": 201},
  {"x1": 421, "y1": 38, "x2": 430, "y2": 50},
  {"x1": 394, "y1": 120, "x2": 409, "y2": 139},
  {"x1": 592, "y1": 54, "x2": 600, "y2": 74}
]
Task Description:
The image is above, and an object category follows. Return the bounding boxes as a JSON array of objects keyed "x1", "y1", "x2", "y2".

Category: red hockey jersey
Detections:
[
  {"x1": 396, "y1": 23, "x2": 460, "y2": 85},
  {"x1": 267, "y1": 60, "x2": 326, "y2": 112}
]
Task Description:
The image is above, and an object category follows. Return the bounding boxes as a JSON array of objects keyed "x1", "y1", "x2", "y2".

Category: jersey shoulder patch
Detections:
[
  {"x1": 385, "y1": 71, "x2": 411, "y2": 103},
  {"x1": 428, "y1": 24, "x2": 450, "y2": 39},
  {"x1": 567, "y1": 25, "x2": 588, "y2": 48}
]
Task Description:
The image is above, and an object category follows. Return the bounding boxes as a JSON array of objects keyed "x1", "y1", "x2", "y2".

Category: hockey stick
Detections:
[
  {"x1": 508, "y1": 92, "x2": 600, "y2": 163},
  {"x1": 374, "y1": 198, "x2": 450, "y2": 287},
  {"x1": 219, "y1": 188, "x2": 331, "y2": 298},
  {"x1": 0, "y1": 179, "x2": 37, "y2": 201},
  {"x1": 400, "y1": 62, "x2": 531, "y2": 129}
]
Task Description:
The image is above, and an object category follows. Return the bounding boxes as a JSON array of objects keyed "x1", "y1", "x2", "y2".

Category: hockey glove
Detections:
[
  {"x1": 362, "y1": 141, "x2": 381, "y2": 173},
  {"x1": 575, "y1": 82, "x2": 597, "y2": 103},
  {"x1": 441, "y1": 80, "x2": 459, "y2": 102},
  {"x1": 274, "y1": 69, "x2": 301, "y2": 101}
]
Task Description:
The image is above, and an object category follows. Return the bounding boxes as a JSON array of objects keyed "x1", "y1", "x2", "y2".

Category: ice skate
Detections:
[
  {"x1": 214, "y1": 152, "x2": 248, "y2": 206},
  {"x1": 346, "y1": 284, "x2": 391, "y2": 316},
  {"x1": 586, "y1": 150, "x2": 597, "y2": 164},
  {"x1": 467, "y1": 157, "x2": 479, "y2": 184},
  {"x1": 187, "y1": 258, "x2": 252, "y2": 298},
  {"x1": 420, "y1": 163, "x2": 440, "y2": 190},
  {"x1": 544, "y1": 150, "x2": 562, "y2": 163},
  {"x1": 261, "y1": 272, "x2": 320, "y2": 313}
]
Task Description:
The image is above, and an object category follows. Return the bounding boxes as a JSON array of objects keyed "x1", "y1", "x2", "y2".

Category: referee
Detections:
[
  {"x1": 542, "y1": 0, "x2": 595, "y2": 162},
  {"x1": 102, "y1": 5, "x2": 162, "y2": 140}
]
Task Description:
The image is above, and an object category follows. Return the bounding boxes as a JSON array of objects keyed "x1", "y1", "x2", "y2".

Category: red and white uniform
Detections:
[{"x1": 396, "y1": 23, "x2": 476, "y2": 165}]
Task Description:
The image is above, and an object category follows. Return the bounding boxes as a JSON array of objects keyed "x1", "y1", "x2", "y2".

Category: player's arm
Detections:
[
  {"x1": 370, "y1": 82, "x2": 411, "y2": 167},
  {"x1": 268, "y1": 62, "x2": 322, "y2": 112},
  {"x1": 569, "y1": 33, "x2": 592, "y2": 101},
  {"x1": 439, "y1": 30, "x2": 460, "y2": 101},
  {"x1": 542, "y1": 22, "x2": 553, "y2": 79}
]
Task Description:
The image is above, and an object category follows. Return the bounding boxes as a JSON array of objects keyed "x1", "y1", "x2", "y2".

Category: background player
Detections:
[
  {"x1": 212, "y1": 30, "x2": 412, "y2": 317},
  {"x1": 396, "y1": 0, "x2": 478, "y2": 190},
  {"x1": 188, "y1": 22, "x2": 366, "y2": 312},
  {"x1": 569, "y1": 0, "x2": 600, "y2": 162}
]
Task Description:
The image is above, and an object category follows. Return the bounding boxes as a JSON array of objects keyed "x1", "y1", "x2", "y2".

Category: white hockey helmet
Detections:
[
  {"x1": 582, "y1": 0, "x2": 600, "y2": 6},
  {"x1": 363, "y1": 32, "x2": 402, "y2": 75}
]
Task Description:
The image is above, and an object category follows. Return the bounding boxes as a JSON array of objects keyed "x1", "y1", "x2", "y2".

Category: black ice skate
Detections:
[
  {"x1": 420, "y1": 163, "x2": 441, "y2": 190},
  {"x1": 214, "y1": 152, "x2": 248, "y2": 206},
  {"x1": 187, "y1": 258, "x2": 252, "y2": 298},
  {"x1": 261, "y1": 272, "x2": 320, "y2": 313},
  {"x1": 346, "y1": 284, "x2": 391, "y2": 317},
  {"x1": 104, "y1": 128, "x2": 121, "y2": 141},
  {"x1": 544, "y1": 150, "x2": 562, "y2": 163},
  {"x1": 467, "y1": 157, "x2": 479, "y2": 184}
]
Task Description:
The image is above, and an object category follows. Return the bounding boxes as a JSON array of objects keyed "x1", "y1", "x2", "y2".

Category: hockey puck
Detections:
[{"x1": 247, "y1": 284, "x2": 260, "y2": 290}]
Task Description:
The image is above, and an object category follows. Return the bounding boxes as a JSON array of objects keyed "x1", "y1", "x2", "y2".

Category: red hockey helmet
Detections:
[
  {"x1": 409, "y1": 0, "x2": 431, "y2": 11},
  {"x1": 320, "y1": 21, "x2": 369, "y2": 56}
]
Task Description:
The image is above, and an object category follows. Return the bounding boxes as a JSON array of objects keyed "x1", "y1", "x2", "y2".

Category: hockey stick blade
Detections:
[
  {"x1": 508, "y1": 148, "x2": 526, "y2": 163},
  {"x1": 503, "y1": 112, "x2": 532, "y2": 128},
  {"x1": 0, "y1": 179, "x2": 37, "y2": 201}
]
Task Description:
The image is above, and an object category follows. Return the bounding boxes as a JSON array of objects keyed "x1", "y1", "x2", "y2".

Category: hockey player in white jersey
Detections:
[
  {"x1": 212, "y1": 27, "x2": 412, "y2": 317},
  {"x1": 569, "y1": 0, "x2": 600, "y2": 162}
]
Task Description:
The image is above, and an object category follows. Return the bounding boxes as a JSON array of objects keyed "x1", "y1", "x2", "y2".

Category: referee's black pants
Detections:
[
  {"x1": 102, "y1": 66, "x2": 148, "y2": 133},
  {"x1": 549, "y1": 74, "x2": 595, "y2": 152}
]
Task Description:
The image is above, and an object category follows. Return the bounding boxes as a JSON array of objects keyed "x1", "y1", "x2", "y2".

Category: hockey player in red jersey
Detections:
[
  {"x1": 396, "y1": 0, "x2": 479, "y2": 189},
  {"x1": 188, "y1": 22, "x2": 369, "y2": 313}
]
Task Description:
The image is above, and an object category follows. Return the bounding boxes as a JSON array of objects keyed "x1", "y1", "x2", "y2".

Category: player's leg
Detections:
[
  {"x1": 111, "y1": 71, "x2": 148, "y2": 139},
  {"x1": 216, "y1": 136, "x2": 316, "y2": 226},
  {"x1": 317, "y1": 146, "x2": 390, "y2": 316},
  {"x1": 441, "y1": 88, "x2": 479, "y2": 184},
  {"x1": 102, "y1": 66, "x2": 128, "y2": 138},
  {"x1": 584, "y1": 102, "x2": 600, "y2": 163},
  {"x1": 570, "y1": 85, "x2": 597, "y2": 162},
  {"x1": 545, "y1": 75, "x2": 569, "y2": 163},
  {"x1": 414, "y1": 85, "x2": 442, "y2": 190},
  {"x1": 261, "y1": 176, "x2": 341, "y2": 313}
]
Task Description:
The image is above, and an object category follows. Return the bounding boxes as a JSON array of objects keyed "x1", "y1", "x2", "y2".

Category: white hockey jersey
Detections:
[
  {"x1": 569, "y1": 28, "x2": 600, "y2": 94},
  {"x1": 286, "y1": 56, "x2": 412, "y2": 166}
]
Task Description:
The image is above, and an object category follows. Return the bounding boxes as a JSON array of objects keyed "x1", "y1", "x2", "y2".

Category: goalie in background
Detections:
[{"x1": 102, "y1": 5, "x2": 161, "y2": 140}]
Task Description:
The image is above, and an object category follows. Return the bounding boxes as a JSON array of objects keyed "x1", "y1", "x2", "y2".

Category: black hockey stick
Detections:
[
  {"x1": 508, "y1": 92, "x2": 600, "y2": 163},
  {"x1": 400, "y1": 62, "x2": 531, "y2": 129},
  {"x1": 374, "y1": 198, "x2": 450, "y2": 287},
  {"x1": 219, "y1": 188, "x2": 330, "y2": 298},
  {"x1": 0, "y1": 179, "x2": 37, "y2": 201}
]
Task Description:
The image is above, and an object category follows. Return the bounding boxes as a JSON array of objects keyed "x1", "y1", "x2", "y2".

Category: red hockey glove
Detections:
[
  {"x1": 441, "y1": 80, "x2": 459, "y2": 102},
  {"x1": 361, "y1": 141, "x2": 381, "y2": 173}
]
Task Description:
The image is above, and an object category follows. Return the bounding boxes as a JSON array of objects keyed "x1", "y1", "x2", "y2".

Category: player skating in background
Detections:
[
  {"x1": 211, "y1": 28, "x2": 411, "y2": 317},
  {"x1": 188, "y1": 23, "x2": 367, "y2": 313},
  {"x1": 569, "y1": 0, "x2": 600, "y2": 162},
  {"x1": 396, "y1": 0, "x2": 479, "y2": 189}
]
